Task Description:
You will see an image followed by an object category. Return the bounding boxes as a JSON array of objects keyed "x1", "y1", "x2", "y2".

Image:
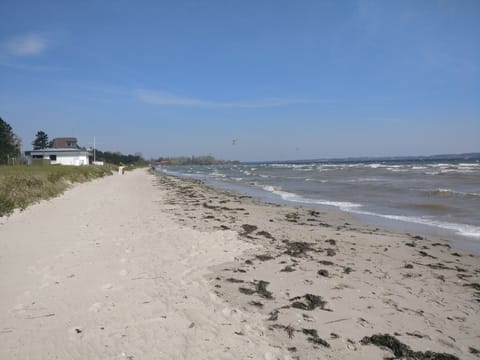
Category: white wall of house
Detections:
[
  {"x1": 51, "y1": 154, "x2": 90, "y2": 166},
  {"x1": 28, "y1": 151, "x2": 92, "y2": 166}
]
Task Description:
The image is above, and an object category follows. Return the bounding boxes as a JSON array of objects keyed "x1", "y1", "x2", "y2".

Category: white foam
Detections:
[
  {"x1": 350, "y1": 209, "x2": 480, "y2": 238},
  {"x1": 433, "y1": 188, "x2": 480, "y2": 198},
  {"x1": 260, "y1": 185, "x2": 361, "y2": 211},
  {"x1": 259, "y1": 178, "x2": 480, "y2": 240}
]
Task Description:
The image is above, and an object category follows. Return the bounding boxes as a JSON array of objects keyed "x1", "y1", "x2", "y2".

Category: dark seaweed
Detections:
[
  {"x1": 257, "y1": 230, "x2": 275, "y2": 239},
  {"x1": 464, "y1": 283, "x2": 480, "y2": 291},
  {"x1": 239, "y1": 280, "x2": 274, "y2": 299},
  {"x1": 256, "y1": 254, "x2": 274, "y2": 261},
  {"x1": 326, "y1": 239, "x2": 336, "y2": 246},
  {"x1": 241, "y1": 224, "x2": 258, "y2": 235},
  {"x1": 318, "y1": 260, "x2": 334, "y2": 266},
  {"x1": 284, "y1": 240, "x2": 315, "y2": 257},
  {"x1": 317, "y1": 269, "x2": 329, "y2": 277},
  {"x1": 290, "y1": 294, "x2": 330, "y2": 311},
  {"x1": 360, "y1": 334, "x2": 459, "y2": 360},
  {"x1": 238, "y1": 287, "x2": 256, "y2": 295},
  {"x1": 418, "y1": 250, "x2": 437, "y2": 259},
  {"x1": 268, "y1": 309, "x2": 279, "y2": 321},
  {"x1": 469, "y1": 347, "x2": 480, "y2": 354},
  {"x1": 326, "y1": 248, "x2": 336, "y2": 257},
  {"x1": 249, "y1": 301, "x2": 264, "y2": 308},
  {"x1": 302, "y1": 329, "x2": 330, "y2": 348}
]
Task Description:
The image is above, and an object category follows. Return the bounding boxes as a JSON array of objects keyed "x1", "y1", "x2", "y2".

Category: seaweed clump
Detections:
[
  {"x1": 239, "y1": 280, "x2": 274, "y2": 299},
  {"x1": 360, "y1": 334, "x2": 459, "y2": 360},
  {"x1": 256, "y1": 254, "x2": 275, "y2": 261},
  {"x1": 317, "y1": 269, "x2": 329, "y2": 277},
  {"x1": 280, "y1": 265, "x2": 296, "y2": 272},
  {"x1": 290, "y1": 294, "x2": 330, "y2": 311},
  {"x1": 284, "y1": 240, "x2": 315, "y2": 257},
  {"x1": 241, "y1": 224, "x2": 258, "y2": 236},
  {"x1": 302, "y1": 329, "x2": 330, "y2": 348}
]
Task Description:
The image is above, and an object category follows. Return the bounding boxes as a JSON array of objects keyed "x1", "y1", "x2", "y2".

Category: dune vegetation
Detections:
[{"x1": 0, "y1": 164, "x2": 115, "y2": 217}]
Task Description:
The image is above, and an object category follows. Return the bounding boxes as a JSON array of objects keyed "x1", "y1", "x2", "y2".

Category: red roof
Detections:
[{"x1": 51, "y1": 137, "x2": 79, "y2": 149}]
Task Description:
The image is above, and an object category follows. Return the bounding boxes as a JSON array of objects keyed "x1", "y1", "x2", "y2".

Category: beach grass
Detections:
[{"x1": 0, "y1": 164, "x2": 115, "y2": 216}]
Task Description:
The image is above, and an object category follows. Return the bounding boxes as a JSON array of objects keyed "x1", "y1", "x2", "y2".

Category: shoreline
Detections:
[
  {"x1": 1, "y1": 169, "x2": 478, "y2": 359},
  {"x1": 156, "y1": 166, "x2": 480, "y2": 254},
  {"x1": 153, "y1": 171, "x2": 480, "y2": 359}
]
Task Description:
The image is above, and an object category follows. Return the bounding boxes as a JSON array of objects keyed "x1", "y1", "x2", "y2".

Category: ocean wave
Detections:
[
  {"x1": 350, "y1": 209, "x2": 480, "y2": 238},
  {"x1": 305, "y1": 178, "x2": 328, "y2": 183},
  {"x1": 209, "y1": 172, "x2": 227, "y2": 178},
  {"x1": 342, "y1": 177, "x2": 383, "y2": 183},
  {"x1": 260, "y1": 185, "x2": 361, "y2": 211},
  {"x1": 259, "y1": 184, "x2": 480, "y2": 239},
  {"x1": 427, "y1": 188, "x2": 480, "y2": 198}
]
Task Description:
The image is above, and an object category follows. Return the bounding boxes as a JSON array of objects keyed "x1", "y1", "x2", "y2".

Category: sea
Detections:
[{"x1": 156, "y1": 158, "x2": 480, "y2": 252}]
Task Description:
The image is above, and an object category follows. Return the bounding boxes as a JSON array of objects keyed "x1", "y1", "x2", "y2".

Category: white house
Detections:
[
  {"x1": 25, "y1": 148, "x2": 92, "y2": 166},
  {"x1": 25, "y1": 137, "x2": 93, "y2": 166}
]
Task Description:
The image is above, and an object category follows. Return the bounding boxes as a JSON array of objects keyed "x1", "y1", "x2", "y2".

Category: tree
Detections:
[
  {"x1": 32, "y1": 130, "x2": 49, "y2": 150},
  {"x1": 0, "y1": 117, "x2": 21, "y2": 165}
]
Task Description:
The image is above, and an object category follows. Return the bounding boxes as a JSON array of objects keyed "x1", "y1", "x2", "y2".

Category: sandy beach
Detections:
[{"x1": 1, "y1": 169, "x2": 479, "y2": 359}]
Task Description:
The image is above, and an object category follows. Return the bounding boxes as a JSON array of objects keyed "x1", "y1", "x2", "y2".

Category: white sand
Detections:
[
  {"x1": 1, "y1": 169, "x2": 479, "y2": 359},
  {"x1": 0, "y1": 170, "x2": 286, "y2": 359}
]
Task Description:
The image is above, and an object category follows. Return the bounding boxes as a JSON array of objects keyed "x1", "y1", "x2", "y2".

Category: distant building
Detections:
[{"x1": 25, "y1": 137, "x2": 92, "y2": 166}]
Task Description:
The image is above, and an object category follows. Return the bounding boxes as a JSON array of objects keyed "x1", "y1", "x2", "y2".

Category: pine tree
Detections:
[
  {"x1": 0, "y1": 117, "x2": 21, "y2": 164},
  {"x1": 32, "y1": 130, "x2": 49, "y2": 150}
]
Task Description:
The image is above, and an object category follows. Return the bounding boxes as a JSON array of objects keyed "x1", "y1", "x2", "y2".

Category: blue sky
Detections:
[{"x1": 1, "y1": 0, "x2": 479, "y2": 161}]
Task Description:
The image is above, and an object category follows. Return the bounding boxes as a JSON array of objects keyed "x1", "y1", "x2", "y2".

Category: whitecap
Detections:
[
  {"x1": 260, "y1": 185, "x2": 361, "y2": 211},
  {"x1": 349, "y1": 209, "x2": 480, "y2": 239}
]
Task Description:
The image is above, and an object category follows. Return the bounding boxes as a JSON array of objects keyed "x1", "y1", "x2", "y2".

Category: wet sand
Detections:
[{"x1": 0, "y1": 169, "x2": 479, "y2": 359}]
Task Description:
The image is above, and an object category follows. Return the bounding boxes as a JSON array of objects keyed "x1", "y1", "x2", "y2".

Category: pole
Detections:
[{"x1": 94, "y1": 136, "x2": 96, "y2": 163}]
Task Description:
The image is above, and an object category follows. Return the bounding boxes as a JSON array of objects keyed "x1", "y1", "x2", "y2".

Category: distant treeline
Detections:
[
  {"x1": 95, "y1": 150, "x2": 147, "y2": 166},
  {"x1": 156, "y1": 155, "x2": 239, "y2": 166}
]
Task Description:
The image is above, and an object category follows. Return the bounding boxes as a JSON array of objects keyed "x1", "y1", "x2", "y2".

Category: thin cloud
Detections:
[
  {"x1": 1, "y1": 33, "x2": 49, "y2": 56},
  {"x1": 135, "y1": 89, "x2": 326, "y2": 108},
  {"x1": 0, "y1": 61, "x2": 59, "y2": 72}
]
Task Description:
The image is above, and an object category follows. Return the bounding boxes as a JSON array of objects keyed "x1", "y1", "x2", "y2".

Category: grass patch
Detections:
[{"x1": 0, "y1": 164, "x2": 114, "y2": 216}]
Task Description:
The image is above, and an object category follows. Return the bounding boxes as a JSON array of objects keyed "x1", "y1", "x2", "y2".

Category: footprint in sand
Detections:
[
  {"x1": 347, "y1": 342, "x2": 358, "y2": 351},
  {"x1": 101, "y1": 283, "x2": 113, "y2": 290},
  {"x1": 119, "y1": 269, "x2": 128, "y2": 277},
  {"x1": 88, "y1": 302, "x2": 103, "y2": 312}
]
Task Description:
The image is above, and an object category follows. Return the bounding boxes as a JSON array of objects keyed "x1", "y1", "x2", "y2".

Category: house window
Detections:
[{"x1": 49, "y1": 155, "x2": 57, "y2": 161}]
